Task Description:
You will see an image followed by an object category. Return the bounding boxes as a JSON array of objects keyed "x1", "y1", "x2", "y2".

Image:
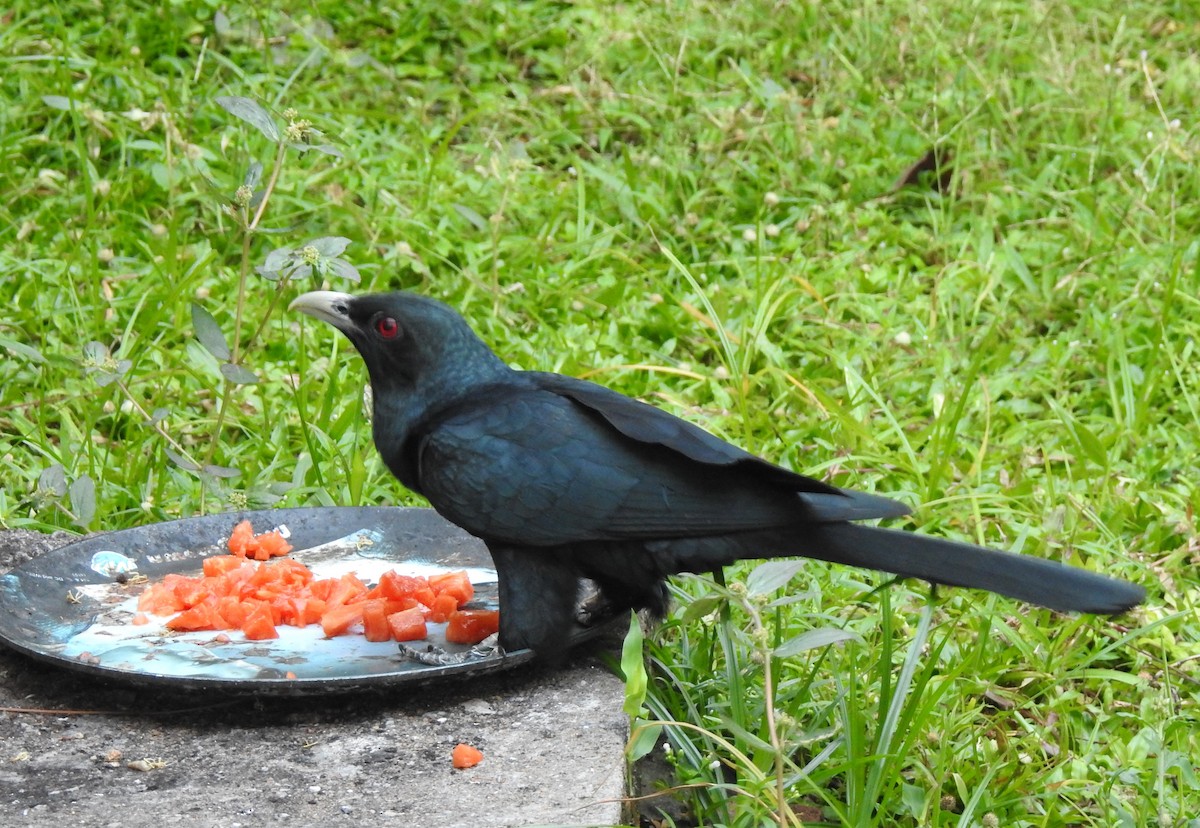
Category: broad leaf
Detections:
[
  {"x1": 773, "y1": 627, "x2": 860, "y2": 659},
  {"x1": 69, "y1": 474, "x2": 96, "y2": 526},
  {"x1": 220, "y1": 362, "x2": 260, "y2": 385},
  {"x1": 215, "y1": 96, "x2": 280, "y2": 141},
  {"x1": 680, "y1": 593, "x2": 723, "y2": 624},
  {"x1": 620, "y1": 611, "x2": 647, "y2": 717},
  {"x1": 83, "y1": 341, "x2": 108, "y2": 364},
  {"x1": 303, "y1": 143, "x2": 343, "y2": 157},
  {"x1": 326, "y1": 257, "x2": 361, "y2": 283},
  {"x1": 164, "y1": 447, "x2": 200, "y2": 472},
  {"x1": 626, "y1": 719, "x2": 661, "y2": 763},
  {"x1": 746, "y1": 560, "x2": 806, "y2": 596},
  {"x1": 191, "y1": 303, "x2": 231, "y2": 361},
  {"x1": 39, "y1": 464, "x2": 67, "y2": 497},
  {"x1": 307, "y1": 236, "x2": 351, "y2": 257},
  {"x1": 242, "y1": 160, "x2": 263, "y2": 189},
  {"x1": 261, "y1": 246, "x2": 294, "y2": 273}
]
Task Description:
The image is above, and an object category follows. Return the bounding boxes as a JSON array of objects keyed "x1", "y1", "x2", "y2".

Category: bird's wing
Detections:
[
  {"x1": 531, "y1": 372, "x2": 909, "y2": 521},
  {"x1": 414, "y1": 378, "x2": 907, "y2": 547}
]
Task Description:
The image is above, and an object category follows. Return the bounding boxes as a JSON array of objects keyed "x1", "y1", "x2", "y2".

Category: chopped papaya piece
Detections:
[
  {"x1": 378, "y1": 571, "x2": 427, "y2": 602},
  {"x1": 325, "y1": 572, "x2": 369, "y2": 608},
  {"x1": 242, "y1": 602, "x2": 279, "y2": 640},
  {"x1": 227, "y1": 519, "x2": 255, "y2": 556},
  {"x1": 429, "y1": 570, "x2": 474, "y2": 606},
  {"x1": 216, "y1": 595, "x2": 249, "y2": 629},
  {"x1": 203, "y1": 555, "x2": 247, "y2": 578},
  {"x1": 426, "y1": 592, "x2": 460, "y2": 624},
  {"x1": 167, "y1": 598, "x2": 224, "y2": 631},
  {"x1": 451, "y1": 743, "x2": 484, "y2": 769},
  {"x1": 136, "y1": 520, "x2": 491, "y2": 647},
  {"x1": 254, "y1": 530, "x2": 293, "y2": 559},
  {"x1": 445, "y1": 609, "x2": 501, "y2": 645},
  {"x1": 386, "y1": 608, "x2": 427, "y2": 642},
  {"x1": 361, "y1": 600, "x2": 391, "y2": 643},
  {"x1": 320, "y1": 601, "x2": 365, "y2": 638},
  {"x1": 227, "y1": 519, "x2": 292, "y2": 560}
]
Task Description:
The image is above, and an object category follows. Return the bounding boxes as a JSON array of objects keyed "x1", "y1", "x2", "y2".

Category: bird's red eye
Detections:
[{"x1": 375, "y1": 316, "x2": 400, "y2": 339}]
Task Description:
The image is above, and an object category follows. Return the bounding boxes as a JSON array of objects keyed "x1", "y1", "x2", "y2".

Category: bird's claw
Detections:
[
  {"x1": 397, "y1": 634, "x2": 505, "y2": 666},
  {"x1": 576, "y1": 591, "x2": 613, "y2": 627}
]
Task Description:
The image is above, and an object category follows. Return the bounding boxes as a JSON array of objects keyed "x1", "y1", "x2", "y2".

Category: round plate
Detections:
[{"x1": 0, "y1": 507, "x2": 548, "y2": 694}]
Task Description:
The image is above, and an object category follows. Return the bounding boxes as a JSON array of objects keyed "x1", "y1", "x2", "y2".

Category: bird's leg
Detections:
[
  {"x1": 577, "y1": 577, "x2": 669, "y2": 626},
  {"x1": 487, "y1": 543, "x2": 580, "y2": 659}
]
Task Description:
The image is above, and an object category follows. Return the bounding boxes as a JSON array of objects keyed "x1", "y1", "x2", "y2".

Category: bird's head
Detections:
[{"x1": 288, "y1": 291, "x2": 510, "y2": 402}]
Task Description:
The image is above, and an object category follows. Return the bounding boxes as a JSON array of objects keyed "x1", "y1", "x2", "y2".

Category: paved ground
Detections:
[{"x1": 0, "y1": 529, "x2": 630, "y2": 828}]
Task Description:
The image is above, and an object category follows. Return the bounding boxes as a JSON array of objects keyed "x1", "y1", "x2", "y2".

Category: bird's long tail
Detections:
[
  {"x1": 798, "y1": 522, "x2": 1144, "y2": 614},
  {"x1": 653, "y1": 523, "x2": 1144, "y2": 614}
]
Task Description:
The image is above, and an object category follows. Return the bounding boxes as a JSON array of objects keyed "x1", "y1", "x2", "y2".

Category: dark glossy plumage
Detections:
[{"x1": 291, "y1": 290, "x2": 1145, "y2": 658}]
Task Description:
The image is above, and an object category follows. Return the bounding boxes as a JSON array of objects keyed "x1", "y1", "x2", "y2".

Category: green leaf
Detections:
[
  {"x1": 164, "y1": 447, "x2": 200, "y2": 472},
  {"x1": 900, "y1": 782, "x2": 926, "y2": 817},
  {"x1": 746, "y1": 560, "x2": 806, "y2": 596},
  {"x1": 1073, "y1": 420, "x2": 1109, "y2": 469},
  {"x1": 69, "y1": 474, "x2": 96, "y2": 527},
  {"x1": 680, "y1": 593, "x2": 723, "y2": 624},
  {"x1": 1003, "y1": 242, "x2": 1038, "y2": 293},
  {"x1": 626, "y1": 718, "x2": 661, "y2": 763},
  {"x1": 308, "y1": 236, "x2": 351, "y2": 257},
  {"x1": 202, "y1": 464, "x2": 241, "y2": 479},
  {"x1": 261, "y1": 246, "x2": 295, "y2": 273},
  {"x1": 0, "y1": 335, "x2": 46, "y2": 363},
  {"x1": 42, "y1": 95, "x2": 73, "y2": 111},
  {"x1": 242, "y1": 160, "x2": 263, "y2": 189},
  {"x1": 452, "y1": 203, "x2": 488, "y2": 231},
  {"x1": 39, "y1": 464, "x2": 67, "y2": 497},
  {"x1": 327, "y1": 258, "x2": 361, "y2": 283},
  {"x1": 191, "y1": 303, "x2": 231, "y2": 361},
  {"x1": 83, "y1": 340, "x2": 108, "y2": 365},
  {"x1": 717, "y1": 713, "x2": 774, "y2": 753},
  {"x1": 773, "y1": 627, "x2": 860, "y2": 659},
  {"x1": 620, "y1": 611, "x2": 647, "y2": 717},
  {"x1": 215, "y1": 96, "x2": 280, "y2": 142},
  {"x1": 296, "y1": 143, "x2": 344, "y2": 158},
  {"x1": 220, "y1": 362, "x2": 259, "y2": 384}
]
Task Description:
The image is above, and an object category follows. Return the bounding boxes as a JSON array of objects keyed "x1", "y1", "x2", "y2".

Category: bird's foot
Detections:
[
  {"x1": 576, "y1": 590, "x2": 618, "y2": 628},
  {"x1": 397, "y1": 634, "x2": 505, "y2": 666}
]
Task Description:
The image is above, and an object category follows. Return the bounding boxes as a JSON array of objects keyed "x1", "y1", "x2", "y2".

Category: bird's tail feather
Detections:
[{"x1": 797, "y1": 522, "x2": 1144, "y2": 615}]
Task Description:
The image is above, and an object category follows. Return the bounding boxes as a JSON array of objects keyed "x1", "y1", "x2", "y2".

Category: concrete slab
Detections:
[{"x1": 0, "y1": 529, "x2": 630, "y2": 828}]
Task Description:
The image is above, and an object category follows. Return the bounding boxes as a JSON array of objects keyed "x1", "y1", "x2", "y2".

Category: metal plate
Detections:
[{"x1": 0, "y1": 507, "x2": 548, "y2": 694}]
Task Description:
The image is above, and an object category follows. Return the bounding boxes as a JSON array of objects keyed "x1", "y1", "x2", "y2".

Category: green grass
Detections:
[{"x1": 2, "y1": 0, "x2": 1198, "y2": 824}]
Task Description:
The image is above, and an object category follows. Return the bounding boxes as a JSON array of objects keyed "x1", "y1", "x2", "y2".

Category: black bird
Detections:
[{"x1": 290, "y1": 290, "x2": 1144, "y2": 658}]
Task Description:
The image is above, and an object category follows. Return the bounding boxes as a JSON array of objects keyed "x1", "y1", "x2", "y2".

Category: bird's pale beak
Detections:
[{"x1": 289, "y1": 291, "x2": 355, "y2": 331}]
